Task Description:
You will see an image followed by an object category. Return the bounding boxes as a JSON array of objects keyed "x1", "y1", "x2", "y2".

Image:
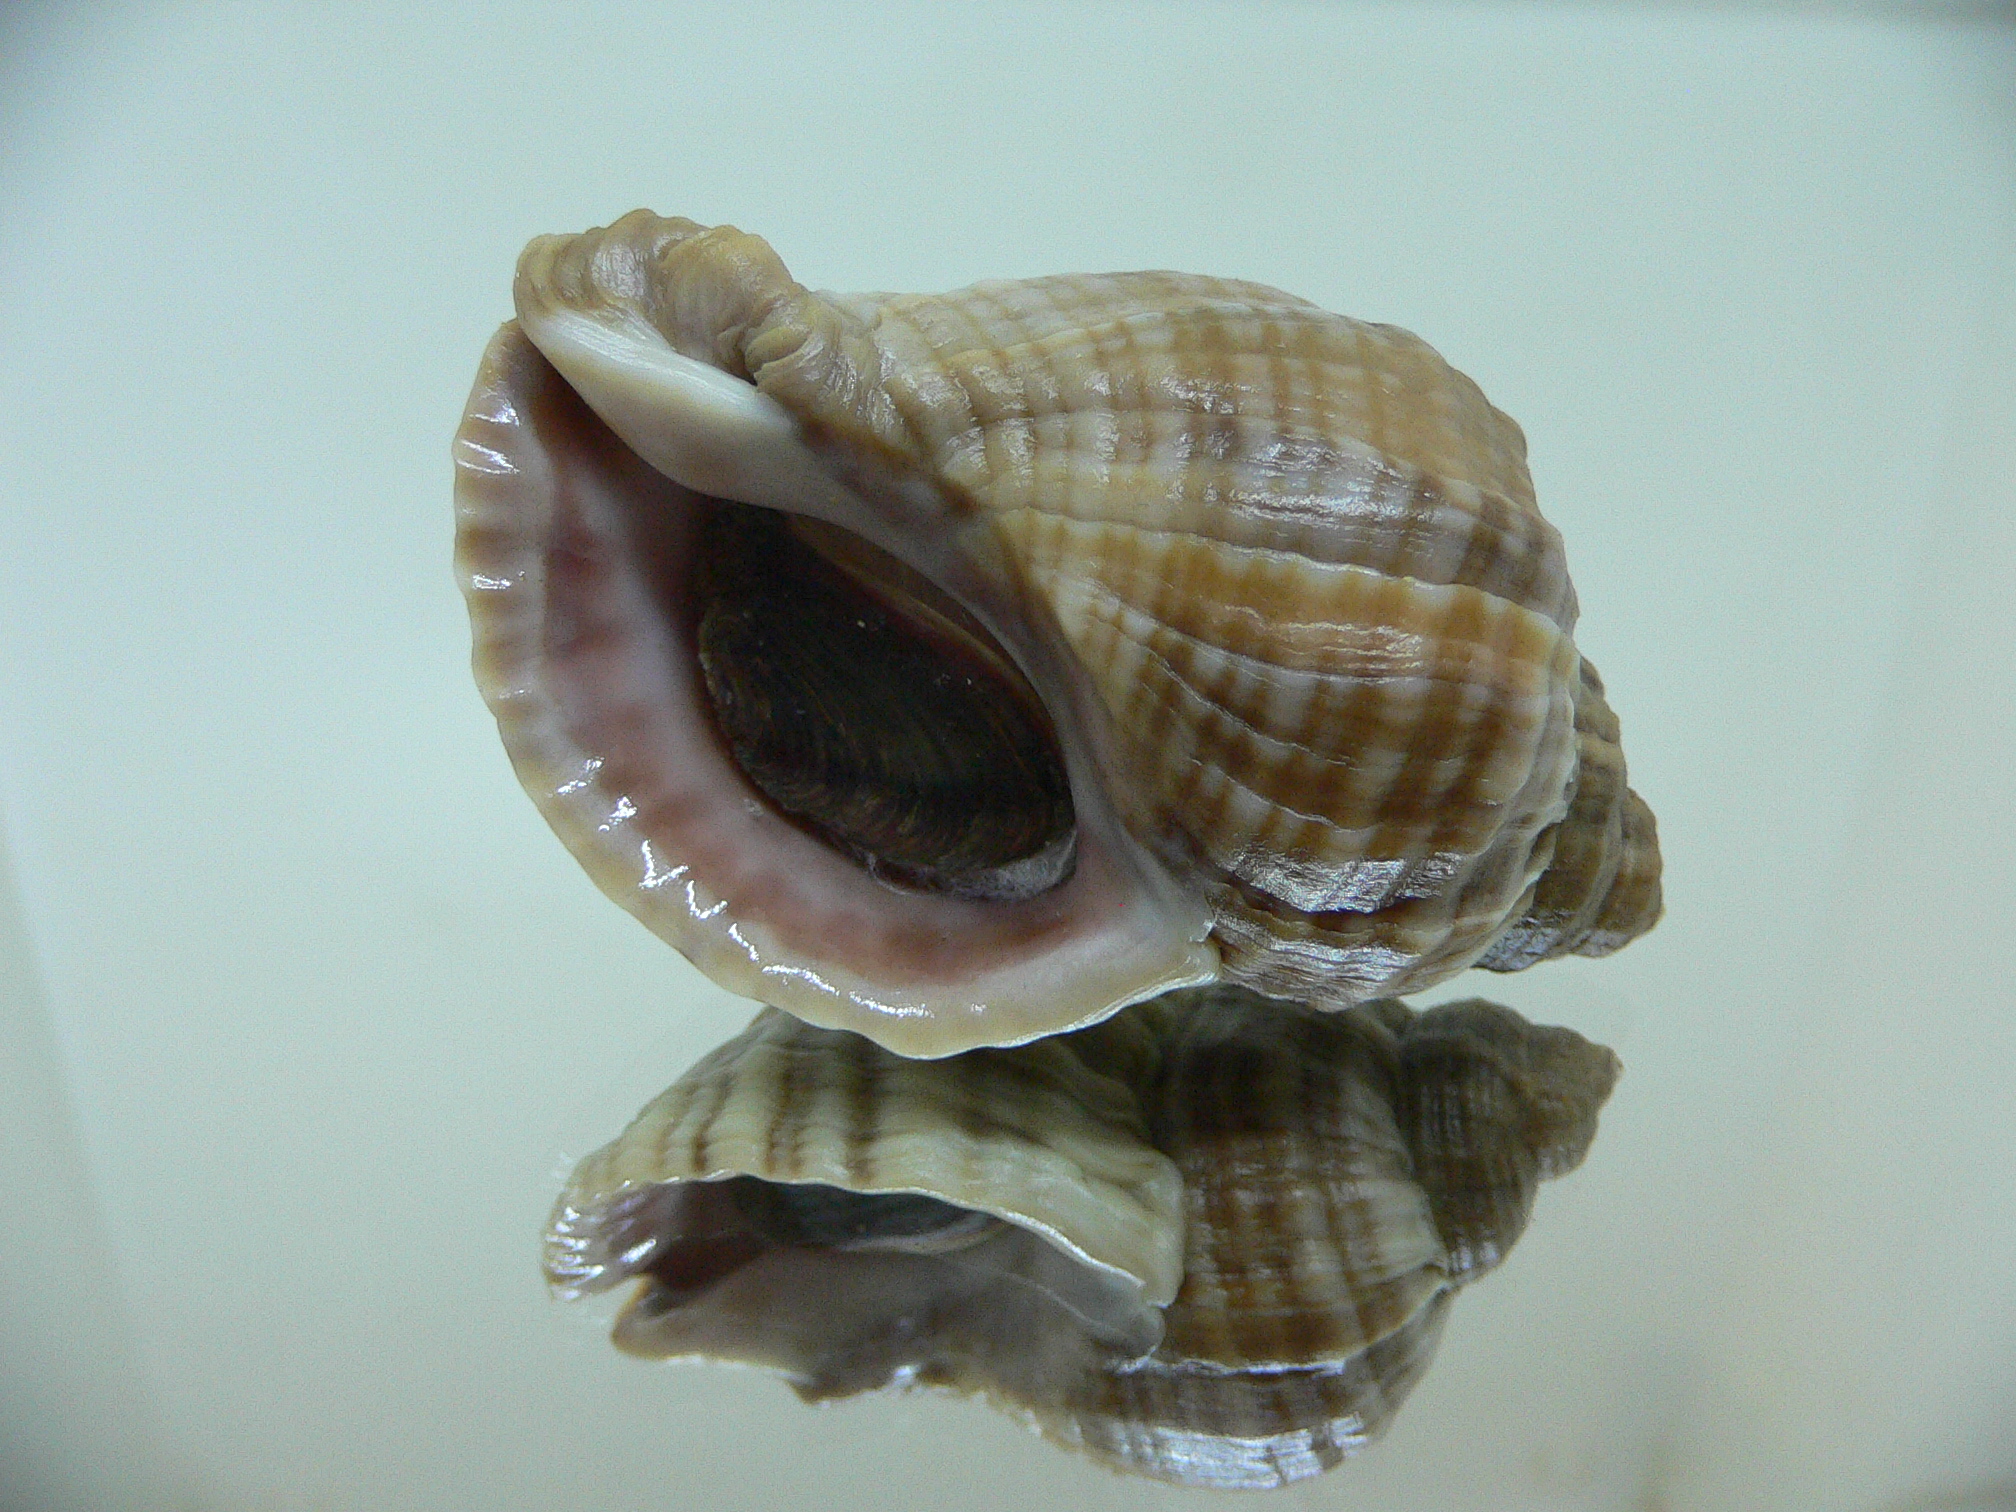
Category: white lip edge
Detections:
[
  {"x1": 494, "y1": 309, "x2": 1224, "y2": 1054},
  {"x1": 574, "y1": 757, "x2": 1219, "y2": 1058},
  {"x1": 453, "y1": 361, "x2": 1219, "y2": 1061},
  {"x1": 517, "y1": 303, "x2": 856, "y2": 520}
]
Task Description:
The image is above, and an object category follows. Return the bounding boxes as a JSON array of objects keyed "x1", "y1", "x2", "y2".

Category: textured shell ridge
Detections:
[{"x1": 463, "y1": 209, "x2": 1662, "y2": 1055}]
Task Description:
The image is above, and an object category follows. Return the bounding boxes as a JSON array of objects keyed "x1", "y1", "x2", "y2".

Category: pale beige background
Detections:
[{"x1": 1, "y1": 4, "x2": 2012, "y2": 1510}]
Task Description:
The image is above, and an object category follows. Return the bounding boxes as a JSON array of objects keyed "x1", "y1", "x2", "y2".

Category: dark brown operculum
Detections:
[
  {"x1": 1479, "y1": 657, "x2": 1663, "y2": 972},
  {"x1": 688, "y1": 502, "x2": 1076, "y2": 901}
]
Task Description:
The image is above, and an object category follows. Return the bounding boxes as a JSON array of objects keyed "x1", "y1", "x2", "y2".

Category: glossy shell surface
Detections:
[{"x1": 455, "y1": 213, "x2": 1661, "y2": 1054}]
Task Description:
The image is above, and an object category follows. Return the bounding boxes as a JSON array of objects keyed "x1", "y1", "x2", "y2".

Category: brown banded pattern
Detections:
[
  {"x1": 544, "y1": 1006, "x2": 1184, "y2": 1307},
  {"x1": 473, "y1": 211, "x2": 1662, "y2": 1053},
  {"x1": 547, "y1": 985, "x2": 1620, "y2": 1489}
]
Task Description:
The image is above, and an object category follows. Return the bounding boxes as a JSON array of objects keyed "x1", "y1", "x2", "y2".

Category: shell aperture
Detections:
[
  {"x1": 691, "y1": 501, "x2": 1077, "y2": 901},
  {"x1": 547, "y1": 986, "x2": 1620, "y2": 1489},
  {"x1": 454, "y1": 212, "x2": 1662, "y2": 1056}
]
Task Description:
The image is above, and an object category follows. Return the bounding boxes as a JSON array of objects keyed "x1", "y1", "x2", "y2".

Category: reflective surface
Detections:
[
  {"x1": 546, "y1": 990, "x2": 1620, "y2": 1488},
  {"x1": 1, "y1": 4, "x2": 2013, "y2": 1510}
]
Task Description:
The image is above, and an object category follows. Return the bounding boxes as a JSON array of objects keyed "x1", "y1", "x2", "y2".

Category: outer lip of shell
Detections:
[{"x1": 453, "y1": 321, "x2": 1216, "y2": 1058}]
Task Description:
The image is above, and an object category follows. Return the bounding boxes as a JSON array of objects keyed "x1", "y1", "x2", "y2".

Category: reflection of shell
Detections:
[
  {"x1": 456, "y1": 212, "x2": 1661, "y2": 1055},
  {"x1": 547, "y1": 986, "x2": 1619, "y2": 1488},
  {"x1": 546, "y1": 1005, "x2": 1184, "y2": 1315}
]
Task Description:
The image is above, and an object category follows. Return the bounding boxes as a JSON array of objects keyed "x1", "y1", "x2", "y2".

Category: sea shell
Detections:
[
  {"x1": 454, "y1": 212, "x2": 1661, "y2": 1055},
  {"x1": 547, "y1": 985, "x2": 1620, "y2": 1489}
]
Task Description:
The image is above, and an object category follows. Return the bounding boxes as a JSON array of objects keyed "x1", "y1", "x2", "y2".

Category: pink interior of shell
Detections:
[{"x1": 454, "y1": 324, "x2": 1212, "y2": 1050}]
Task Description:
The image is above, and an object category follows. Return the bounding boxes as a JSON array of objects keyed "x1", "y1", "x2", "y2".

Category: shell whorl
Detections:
[
  {"x1": 465, "y1": 211, "x2": 1662, "y2": 1054},
  {"x1": 1476, "y1": 658, "x2": 1664, "y2": 970}
]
